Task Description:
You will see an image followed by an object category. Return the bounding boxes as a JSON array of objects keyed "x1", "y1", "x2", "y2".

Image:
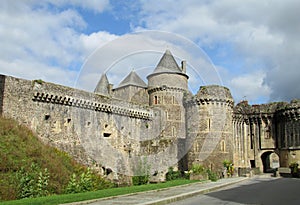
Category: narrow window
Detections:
[
  {"x1": 220, "y1": 140, "x2": 226, "y2": 152},
  {"x1": 44, "y1": 114, "x2": 50, "y2": 120},
  {"x1": 208, "y1": 118, "x2": 211, "y2": 131},
  {"x1": 154, "y1": 96, "x2": 158, "y2": 104},
  {"x1": 172, "y1": 96, "x2": 175, "y2": 104},
  {"x1": 172, "y1": 126, "x2": 176, "y2": 137}
]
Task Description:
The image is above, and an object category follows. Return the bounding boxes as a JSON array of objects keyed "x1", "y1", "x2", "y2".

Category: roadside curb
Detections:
[
  {"x1": 61, "y1": 181, "x2": 211, "y2": 205},
  {"x1": 62, "y1": 177, "x2": 249, "y2": 205},
  {"x1": 139, "y1": 177, "x2": 249, "y2": 205}
]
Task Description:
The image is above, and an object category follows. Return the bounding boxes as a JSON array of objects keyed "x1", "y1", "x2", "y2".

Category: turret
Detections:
[
  {"x1": 94, "y1": 73, "x2": 111, "y2": 96},
  {"x1": 147, "y1": 49, "x2": 188, "y2": 93},
  {"x1": 186, "y1": 85, "x2": 234, "y2": 173}
]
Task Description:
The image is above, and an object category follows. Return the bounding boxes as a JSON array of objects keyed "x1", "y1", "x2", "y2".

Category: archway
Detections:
[{"x1": 261, "y1": 151, "x2": 280, "y2": 173}]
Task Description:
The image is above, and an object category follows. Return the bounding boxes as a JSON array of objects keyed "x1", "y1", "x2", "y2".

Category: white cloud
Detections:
[
  {"x1": 1, "y1": 0, "x2": 299, "y2": 104},
  {"x1": 79, "y1": 31, "x2": 119, "y2": 57},
  {"x1": 0, "y1": 1, "x2": 115, "y2": 87},
  {"x1": 229, "y1": 71, "x2": 271, "y2": 104},
  {"x1": 131, "y1": 0, "x2": 300, "y2": 103}
]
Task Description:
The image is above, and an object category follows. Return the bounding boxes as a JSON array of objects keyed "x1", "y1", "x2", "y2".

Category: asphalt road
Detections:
[{"x1": 168, "y1": 177, "x2": 300, "y2": 205}]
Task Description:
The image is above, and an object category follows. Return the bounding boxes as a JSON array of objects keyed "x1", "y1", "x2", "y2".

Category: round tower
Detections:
[
  {"x1": 147, "y1": 50, "x2": 188, "y2": 138},
  {"x1": 146, "y1": 50, "x2": 189, "y2": 172},
  {"x1": 186, "y1": 85, "x2": 234, "y2": 174}
]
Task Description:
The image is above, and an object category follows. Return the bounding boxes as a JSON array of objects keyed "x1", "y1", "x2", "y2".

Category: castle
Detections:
[{"x1": 0, "y1": 50, "x2": 299, "y2": 182}]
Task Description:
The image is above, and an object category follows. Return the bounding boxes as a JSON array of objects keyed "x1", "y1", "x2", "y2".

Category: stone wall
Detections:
[
  {"x1": 233, "y1": 100, "x2": 300, "y2": 172},
  {"x1": 185, "y1": 85, "x2": 234, "y2": 173},
  {"x1": 0, "y1": 75, "x2": 159, "y2": 179},
  {"x1": 1, "y1": 72, "x2": 299, "y2": 179}
]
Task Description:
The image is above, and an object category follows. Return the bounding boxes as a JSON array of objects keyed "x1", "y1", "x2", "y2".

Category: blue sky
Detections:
[{"x1": 0, "y1": 0, "x2": 299, "y2": 104}]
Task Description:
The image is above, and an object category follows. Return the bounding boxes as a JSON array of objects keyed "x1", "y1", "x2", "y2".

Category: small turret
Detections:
[{"x1": 94, "y1": 73, "x2": 110, "y2": 96}]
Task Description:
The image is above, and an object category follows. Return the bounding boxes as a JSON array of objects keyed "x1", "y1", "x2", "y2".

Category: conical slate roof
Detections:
[
  {"x1": 117, "y1": 70, "x2": 147, "y2": 89},
  {"x1": 152, "y1": 49, "x2": 183, "y2": 74},
  {"x1": 94, "y1": 73, "x2": 109, "y2": 96}
]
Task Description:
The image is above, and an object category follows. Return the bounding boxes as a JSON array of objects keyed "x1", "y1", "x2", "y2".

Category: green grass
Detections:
[
  {"x1": 0, "y1": 117, "x2": 112, "y2": 201},
  {"x1": 0, "y1": 179, "x2": 201, "y2": 205}
]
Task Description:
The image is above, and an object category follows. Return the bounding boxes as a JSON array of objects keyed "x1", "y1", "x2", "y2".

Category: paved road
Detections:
[
  {"x1": 168, "y1": 177, "x2": 300, "y2": 205},
  {"x1": 74, "y1": 177, "x2": 247, "y2": 205}
]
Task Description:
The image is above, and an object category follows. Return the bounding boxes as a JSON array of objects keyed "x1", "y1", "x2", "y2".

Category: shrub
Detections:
[
  {"x1": 16, "y1": 163, "x2": 50, "y2": 199},
  {"x1": 166, "y1": 167, "x2": 182, "y2": 181},
  {"x1": 65, "y1": 168, "x2": 95, "y2": 193},
  {"x1": 207, "y1": 169, "x2": 218, "y2": 182},
  {"x1": 132, "y1": 175, "x2": 150, "y2": 186},
  {"x1": 223, "y1": 160, "x2": 234, "y2": 177},
  {"x1": 191, "y1": 164, "x2": 205, "y2": 174}
]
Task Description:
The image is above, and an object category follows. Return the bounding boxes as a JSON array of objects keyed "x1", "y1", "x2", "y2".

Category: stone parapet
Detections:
[{"x1": 32, "y1": 92, "x2": 152, "y2": 120}]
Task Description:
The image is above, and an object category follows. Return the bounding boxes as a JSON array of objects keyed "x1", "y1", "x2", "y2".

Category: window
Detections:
[
  {"x1": 103, "y1": 133, "x2": 111, "y2": 137},
  {"x1": 220, "y1": 140, "x2": 226, "y2": 152},
  {"x1": 44, "y1": 114, "x2": 50, "y2": 120},
  {"x1": 154, "y1": 96, "x2": 158, "y2": 104},
  {"x1": 172, "y1": 126, "x2": 176, "y2": 137}
]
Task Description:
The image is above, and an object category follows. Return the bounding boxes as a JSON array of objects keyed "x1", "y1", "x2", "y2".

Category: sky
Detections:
[{"x1": 0, "y1": 0, "x2": 299, "y2": 104}]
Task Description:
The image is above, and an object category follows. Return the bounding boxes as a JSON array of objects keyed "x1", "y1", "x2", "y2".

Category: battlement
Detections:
[
  {"x1": 32, "y1": 92, "x2": 152, "y2": 120},
  {"x1": 184, "y1": 85, "x2": 234, "y2": 108},
  {"x1": 234, "y1": 100, "x2": 300, "y2": 121}
]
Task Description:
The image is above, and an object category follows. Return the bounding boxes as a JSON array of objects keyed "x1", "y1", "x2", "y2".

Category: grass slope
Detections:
[{"x1": 0, "y1": 117, "x2": 111, "y2": 201}]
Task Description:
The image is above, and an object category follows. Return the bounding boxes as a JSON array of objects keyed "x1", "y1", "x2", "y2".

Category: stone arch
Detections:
[{"x1": 261, "y1": 151, "x2": 280, "y2": 173}]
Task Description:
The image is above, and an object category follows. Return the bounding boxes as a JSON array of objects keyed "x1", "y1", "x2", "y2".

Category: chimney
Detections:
[
  {"x1": 181, "y1": 60, "x2": 186, "y2": 73},
  {"x1": 108, "y1": 84, "x2": 113, "y2": 95}
]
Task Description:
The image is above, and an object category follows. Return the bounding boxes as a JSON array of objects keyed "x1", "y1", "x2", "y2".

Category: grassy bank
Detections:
[
  {"x1": 0, "y1": 179, "x2": 201, "y2": 205},
  {"x1": 0, "y1": 117, "x2": 112, "y2": 201}
]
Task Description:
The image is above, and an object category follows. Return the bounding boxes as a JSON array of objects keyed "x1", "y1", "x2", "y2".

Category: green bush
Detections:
[
  {"x1": 166, "y1": 167, "x2": 182, "y2": 181},
  {"x1": 132, "y1": 175, "x2": 149, "y2": 186},
  {"x1": 65, "y1": 168, "x2": 95, "y2": 193},
  {"x1": 206, "y1": 169, "x2": 218, "y2": 182},
  {"x1": 16, "y1": 163, "x2": 50, "y2": 199},
  {"x1": 223, "y1": 160, "x2": 234, "y2": 177},
  {"x1": 191, "y1": 164, "x2": 205, "y2": 174}
]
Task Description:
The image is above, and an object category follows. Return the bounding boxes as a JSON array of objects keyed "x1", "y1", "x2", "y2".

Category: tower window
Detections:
[
  {"x1": 172, "y1": 126, "x2": 176, "y2": 136},
  {"x1": 220, "y1": 140, "x2": 226, "y2": 152},
  {"x1": 154, "y1": 96, "x2": 158, "y2": 104},
  {"x1": 172, "y1": 96, "x2": 175, "y2": 104}
]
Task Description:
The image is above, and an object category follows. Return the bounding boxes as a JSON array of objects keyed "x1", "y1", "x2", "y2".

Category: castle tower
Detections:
[
  {"x1": 186, "y1": 85, "x2": 234, "y2": 173},
  {"x1": 113, "y1": 70, "x2": 147, "y2": 102},
  {"x1": 94, "y1": 73, "x2": 111, "y2": 96},
  {"x1": 147, "y1": 50, "x2": 189, "y2": 170}
]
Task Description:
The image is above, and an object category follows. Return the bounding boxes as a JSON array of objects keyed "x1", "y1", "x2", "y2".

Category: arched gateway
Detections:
[{"x1": 261, "y1": 151, "x2": 280, "y2": 173}]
